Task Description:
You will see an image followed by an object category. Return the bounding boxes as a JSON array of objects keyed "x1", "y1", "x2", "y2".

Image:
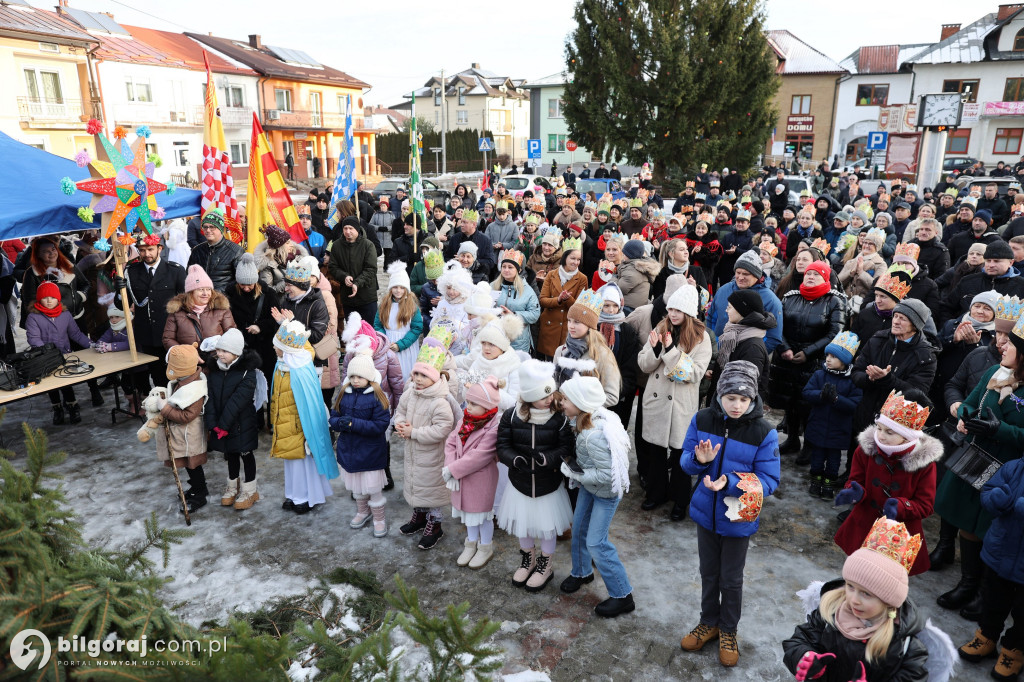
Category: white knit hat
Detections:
[
  {"x1": 599, "y1": 282, "x2": 622, "y2": 308},
  {"x1": 666, "y1": 284, "x2": 699, "y2": 318},
  {"x1": 476, "y1": 315, "x2": 524, "y2": 353},
  {"x1": 457, "y1": 241, "x2": 479, "y2": 257},
  {"x1": 464, "y1": 282, "x2": 498, "y2": 317},
  {"x1": 298, "y1": 255, "x2": 321, "y2": 281},
  {"x1": 387, "y1": 261, "x2": 411, "y2": 291},
  {"x1": 437, "y1": 261, "x2": 474, "y2": 299},
  {"x1": 214, "y1": 328, "x2": 245, "y2": 356},
  {"x1": 518, "y1": 358, "x2": 557, "y2": 403},
  {"x1": 346, "y1": 349, "x2": 381, "y2": 385},
  {"x1": 560, "y1": 374, "x2": 606, "y2": 414}
]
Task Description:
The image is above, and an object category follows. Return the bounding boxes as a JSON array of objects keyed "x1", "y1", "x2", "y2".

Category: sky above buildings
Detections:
[{"x1": 33, "y1": 0, "x2": 988, "y2": 106}]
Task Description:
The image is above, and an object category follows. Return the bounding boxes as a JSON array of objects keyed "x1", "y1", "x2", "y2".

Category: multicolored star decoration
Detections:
[{"x1": 67, "y1": 121, "x2": 171, "y2": 249}]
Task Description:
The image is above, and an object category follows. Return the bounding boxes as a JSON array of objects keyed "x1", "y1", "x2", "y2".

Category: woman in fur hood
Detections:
[
  {"x1": 162, "y1": 265, "x2": 236, "y2": 352},
  {"x1": 253, "y1": 226, "x2": 309, "y2": 294}
]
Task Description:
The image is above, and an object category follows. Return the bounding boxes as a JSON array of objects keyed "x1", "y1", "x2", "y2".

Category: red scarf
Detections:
[
  {"x1": 799, "y1": 280, "x2": 831, "y2": 301},
  {"x1": 458, "y1": 407, "x2": 497, "y2": 444},
  {"x1": 34, "y1": 301, "x2": 62, "y2": 317}
]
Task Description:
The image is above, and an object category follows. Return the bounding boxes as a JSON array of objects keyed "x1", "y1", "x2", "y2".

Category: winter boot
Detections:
[
  {"x1": 65, "y1": 401, "x2": 81, "y2": 424},
  {"x1": 417, "y1": 518, "x2": 443, "y2": 550},
  {"x1": 680, "y1": 623, "x2": 720, "y2": 651},
  {"x1": 595, "y1": 594, "x2": 635, "y2": 618},
  {"x1": 457, "y1": 539, "x2": 478, "y2": 567},
  {"x1": 369, "y1": 499, "x2": 387, "y2": 538},
  {"x1": 180, "y1": 468, "x2": 208, "y2": 515},
  {"x1": 400, "y1": 509, "x2": 428, "y2": 536},
  {"x1": 221, "y1": 478, "x2": 240, "y2": 506},
  {"x1": 929, "y1": 518, "x2": 958, "y2": 570},
  {"x1": 180, "y1": 495, "x2": 207, "y2": 514},
  {"x1": 350, "y1": 497, "x2": 371, "y2": 529},
  {"x1": 468, "y1": 543, "x2": 494, "y2": 569},
  {"x1": 795, "y1": 443, "x2": 812, "y2": 466},
  {"x1": 958, "y1": 629, "x2": 998, "y2": 662},
  {"x1": 819, "y1": 477, "x2": 838, "y2": 501},
  {"x1": 993, "y1": 647, "x2": 1024, "y2": 681},
  {"x1": 938, "y1": 536, "x2": 984, "y2": 610},
  {"x1": 90, "y1": 383, "x2": 104, "y2": 407},
  {"x1": 718, "y1": 631, "x2": 739, "y2": 667},
  {"x1": 808, "y1": 474, "x2": 823, "y2": 497},
  {"x1": 233, "y1": 478, "x2": 259, "y2": 510},
  {"x1": 525, "y1": 552, "x2": 554, "y2": 592},
  {"x1": 383, "y1": 464, "x2": 395, "y2": 491},
  {"x1": 960, "y1": 591, "x2": 985, "y2": 622},
  {"x1": 512, "y1": 548, "x2": 536, "y2": 588},
  {"x1": 51, "y1": 403, "x2": 65, "y2": 425}
]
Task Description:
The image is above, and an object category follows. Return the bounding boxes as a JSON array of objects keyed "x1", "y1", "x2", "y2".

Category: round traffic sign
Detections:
[{"x1": 566, "y1": 140, "x2": 578, "y2": 151}]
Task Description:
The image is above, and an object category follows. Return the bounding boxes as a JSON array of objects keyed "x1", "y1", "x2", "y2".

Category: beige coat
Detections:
[
  {"x1": 838, "y1": 252, "x2": 887, "y2": 299},
  {"x1": 637, "y1": 331, "x2": 713, "y2": 449},
  {"x1": 616, "y1": 258, "x2": 661, "y2": 310},
  {"x1": 157, "y1": 371, "x2": 208, "y2": 468},
  {"x1": 313, "y1": 274, "x2": 340, "y2": 389},
  {"x1": 395, "y1": 375, "x2": 461, "y2": 508},
  {"x1": 552, "y1": 343, "x2": 621, "y2": 408}
]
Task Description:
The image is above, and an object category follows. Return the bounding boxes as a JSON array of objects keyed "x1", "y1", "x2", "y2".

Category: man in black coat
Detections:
[
  {"x1": 188, "y1": 210, "x2": 243, "y2": 294},
  {"x1": 127, "y1": 235, "x2": 186, "y2": 393},
  {"x1": 908, "y1": 218, "x2": 950, "y2": 280},
  {"x1": 940, "y1": 239, "x2": 1024, "y2": 324},
  {"x1": 948, "y1": 209, "x2": 1002, "y2": 263},
  {"x1": 609, "y1": 164, "x2": 621, "y2": 181},
  {"x1": 594, "y1": 163, "x2": 609, "y2": 179},
  {"x1": 977, "y1": 182, "x2": 1009, "y2": 227}
]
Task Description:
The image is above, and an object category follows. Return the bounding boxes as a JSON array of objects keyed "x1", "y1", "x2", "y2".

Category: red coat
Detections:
[{"x1": 834, "y1": 425, "x2": 943, "y2": 575}]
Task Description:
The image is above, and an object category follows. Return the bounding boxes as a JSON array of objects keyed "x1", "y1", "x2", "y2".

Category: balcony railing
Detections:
[
  {"x1": 219, "y1": 106, "x2": 254, "y2": 127},
  {"x1": 110, "y1": 103, "x2": 205, "y2": 127},
  {"x1": 262, "y1": 108, "x2": 378, "y2": 131},
  {"x1": 17, "y1": 97, "x2": 89, "y2": 124}
]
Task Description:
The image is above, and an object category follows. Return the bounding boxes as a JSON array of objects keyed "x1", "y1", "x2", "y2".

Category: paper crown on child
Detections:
[
  {"x1": 685, "y1": 181, "x2": 696, "y2": 188},
  {"x1": 283, "y1": 261, "x2": 312, "y2": 285},
  {"x1": 597, "y1": 202, "x2": 612, "y2": 216},
  {"x1": 275, "y1": 320, "x2": 310, "y2": 350},
  {"x1": 825, "y1": 331, "x2": 860, "y2": 366},
  {"x1": 462, "y1": 209, "x2": 479, "y2": 223},
  {"x1": 499, "y1": 248, "x2": 525, "y2": 270},
  {"x1": 666, "y1": 351, "x2": 696, "y2": 383},
  {"x1": 524, "y1": 213, "x2": 541, "y2": 226},
  {"x1": 695, "y1": 192, "x2": 707, "y2": 201},
  {"x1": 995, "y1": 295, "x2": 1024, "y2": 333},
  {"x1": 584, "y1": 201, "x2": 597, "y2": 211},
  {"x1": 875, "y1": 264, "x2": 914, "y2": 302},
  {"x1": 880, "y1": 389, "x2": 930, "y2": 433},
  {"x1": 894, "y1": 242, "x2": 920, "y2": 263},
  {"x1": 842, "y1": 517, "x2": 921, "y2": 608},
  {"x1": 628, "y1": 197, "x2": 644, "y2": 208},
  {"x1": 495, "y1": 200, "x2": 510, "y2": 212},
  {"x1": 650, "y1": 208, "x2": 666, "y2": 220},
  {"x1": 858, "y1": 516, "x2": 922, "y2": 576},
  {"x1": 723, "y1": 472, "x2": 764, "y2": 523},
  {"x1": 423, "y1": 248, "x2": 445, "y2": 280},
  {"x1": 562, "y1": 235, "x2": 583, "y2": 252},
  {"x1": 426, "y1": 324, "x2": 455, "y2": 349},
  {"x1": 568, "y1": 289, "x2": 604, "y2": 330},
  {"x1": 810, "y1": 238, "x2": 831, "y2": 257},
  {"x1": 414, "y1": 338, "x2": 447, "y2": 373}
]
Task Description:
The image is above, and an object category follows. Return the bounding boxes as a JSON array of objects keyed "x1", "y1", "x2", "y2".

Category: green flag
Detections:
[{"x1": 409, "y1": 92, "x2": 427, "y2": 230}]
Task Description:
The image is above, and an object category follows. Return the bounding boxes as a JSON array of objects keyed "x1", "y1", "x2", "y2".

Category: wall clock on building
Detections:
[{"x1": 918, "y1": 93, "x2": 963, "y2": 128}]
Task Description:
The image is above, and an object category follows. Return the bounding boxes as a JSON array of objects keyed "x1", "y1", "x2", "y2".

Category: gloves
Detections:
[
  {"x1": 560, "y1": 462, "x2": 582, "y2": 481},
  {"x1": 112, "y1": 275, "x2": 127, "y2": 290},
  {"x1": 213, "y1": 427, "x2": 228, "y2": 440},
  {"x1": 445, "y1": 477, "x2": 460, "y2": 492},
  {"x1": 795, "y1": 651, "x2": 835, "y2": 681},
  {"x1": 850, "y1": 661, "x2": 867, "y2": 682},
  {"x1": 965, "y1": 407, "x2": 1001, "y2": 438},
  {"x1": 441, "y1": 466, "x2": 454, "y2": 483},
  {"x1": 882, "y1": 497, "x2": 900, "y2": 520},
  {"x1": 834, "y1": 481, "x2": 864, "y2": 507},
  {"x1": 820, "y1": 383, "x2": 837, "y2": 404}
]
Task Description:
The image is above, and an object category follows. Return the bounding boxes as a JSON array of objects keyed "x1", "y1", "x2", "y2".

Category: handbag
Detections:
[
  {"x1": 0, "y1": 360, "x2": 19, "y2": 391},
  {"x1": 304, "y1": 305, "x2": 338, "y2": 361},
  {"x1": 944, "y1": 439, "x2": 1001, "y2": 490},
  {"x1": 6, "y1": 343, "x2": 65, "y2": 384}
]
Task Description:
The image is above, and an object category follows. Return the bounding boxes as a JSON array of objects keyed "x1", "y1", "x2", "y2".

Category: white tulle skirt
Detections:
[
  {"x1": 497, "y1": 482, "x2": 573, "y2": 540},
  {"x1": 452, "y1": 508, "x2": 494, "y2": 526},
  {"x1": 283, "y1": 456, "x2": 334, "y2": 506},
  {"x1": 492, "y1": 462, "x2": 510, "y2": 513},
  {"x1": 341, "y1": 468, "x2": 387, "y2": 496}
]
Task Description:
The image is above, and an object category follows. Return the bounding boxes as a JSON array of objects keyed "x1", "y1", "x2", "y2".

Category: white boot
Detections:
[
  {"x1": 457, "y1": 539, "x2": 478, "y2": 567},
  {"x1": 351, "y1": 496, "x2": 371, "y2": 528},
  {"x1": 369, "y1": 498, "x2": 387, "y2": 538},
  {"x1": 233, "y1": 478, "x2": 259, "y2": 510},
  {"x1": 221, "y1": 477, "x2": 240, "y2": 506},
  {"x1": 468, "y1": 543, "x2": 494, "y2": 569}
]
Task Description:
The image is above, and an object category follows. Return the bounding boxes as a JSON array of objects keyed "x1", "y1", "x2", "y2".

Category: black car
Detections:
[
  {"x1": 372, "y1": 178, "x2": 451, "y2": 206},
  {"x1": 943, "y1": 156, "x2": 979, "y2": 173}
]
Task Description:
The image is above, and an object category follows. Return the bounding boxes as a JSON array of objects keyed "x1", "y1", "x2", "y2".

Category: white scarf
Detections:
[{"x1": 558, "y1": 266, "x2": 576, "y2": 285}]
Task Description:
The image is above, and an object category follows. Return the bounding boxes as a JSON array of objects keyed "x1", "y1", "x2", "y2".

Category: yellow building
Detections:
[{"x1": 0, "y1": 3, "x2": 99, "y2": 159}]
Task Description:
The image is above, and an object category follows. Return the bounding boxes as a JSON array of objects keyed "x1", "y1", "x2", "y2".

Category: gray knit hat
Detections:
[
  {"x1": 894, "y1": 297, "x2": 930, "y2": 332},
  {"x1": 235, "y1": 253, "x2": 259, "y2": 286},
  {"x1": 717, "y1": 360, "x2": 759, "y2": 399},
  {"x1": 734, "y1": 250, "x2": 764, "y2": 279}
]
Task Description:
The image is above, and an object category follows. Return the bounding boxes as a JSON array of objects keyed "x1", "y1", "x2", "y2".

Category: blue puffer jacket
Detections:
[
  {"x1": 494, "y1": 280, "x2": 540, "y2": 352},
  {"x1": 802, "y1": 366, "x2": 862, "y2": 450},
  {"x1": 981, "y1": 458, "x2": 1024, "y2": 584},
  {"x1": 706, "y1": 279, "x2": 784, "y2": 353},
  {"x1": 330, "y1": 385, "x2": 391, "y2": 473},
  {"x1": 680, "y1": 396, "x2": 781, "y2": 538}
]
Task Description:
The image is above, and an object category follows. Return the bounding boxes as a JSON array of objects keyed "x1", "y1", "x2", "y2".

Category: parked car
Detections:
[
  {"x1": 574, "y1": 177, "x2": 627, "y2": 201},
  {"x1": 841, "y1": 158, "x2": 875, "y2": 180},
  {"x1": 943, "y1": 156, "x2": 979, "y2": 174},
  {"x1": 372, "y1": 177, "x2": 451, "y2": 206},
  {"x1": 955, "y1": 176, "x2": 1017, "y2": 198},
  {"x1": 782, "y1": 175, "x2": 816, "y2": 206},
  {"x1": 501, "y1": 174, "x2": 553, "y2": 196}
]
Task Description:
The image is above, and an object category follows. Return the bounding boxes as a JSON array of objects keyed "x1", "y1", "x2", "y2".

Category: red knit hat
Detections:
[
  {"x1": 36, "y1": 282, "x2": 61, "y2": 302},
  {"x1": 805, "y1": 260, "x2": 832, "y2": 282}
]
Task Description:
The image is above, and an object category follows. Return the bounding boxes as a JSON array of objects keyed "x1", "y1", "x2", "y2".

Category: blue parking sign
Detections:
[
  {"x1": 527, "y1": 139, "x2": 541, "y2": 159},
  {"x1": 867, "y1": 131, "x2": 888, "y2": 151}
]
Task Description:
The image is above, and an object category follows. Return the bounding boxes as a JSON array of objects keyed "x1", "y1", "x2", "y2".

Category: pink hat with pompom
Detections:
[{"x1": 184, "y1": 264, "x2": 214, "y2": 292}]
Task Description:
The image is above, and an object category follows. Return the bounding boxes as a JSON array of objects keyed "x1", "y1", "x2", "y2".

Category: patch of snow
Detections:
[
  {"x1": 286, "y1": 646, "x2": 318, "y2": 682},
  {"x1": 499, "y1": 620, "x2": 521, "y2": 633},
  {"x1": 502, "y1": 672, "x2": 552, "y2": 682}
]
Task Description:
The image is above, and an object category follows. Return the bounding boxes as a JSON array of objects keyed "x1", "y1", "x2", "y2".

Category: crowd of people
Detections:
[{"x1": 9, "y1": 159, "x2": 1024, "y2": 679}]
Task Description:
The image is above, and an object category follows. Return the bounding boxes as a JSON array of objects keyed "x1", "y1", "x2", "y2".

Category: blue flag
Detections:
[{"x1": 328, "y1": 95, "x2": 356, "y2": 228}]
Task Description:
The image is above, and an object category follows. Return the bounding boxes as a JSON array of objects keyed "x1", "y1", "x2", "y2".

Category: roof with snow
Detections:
[
  {"x1": 408, "y1": 66, "x2": 528, "y2": 100},
  {"x1": 838, "y1": 44, "x2": 930, "y2": 74},
  {"x1": 765, "y1": 30, "x2": 846, "y2": 75},
  {"x1": 905, "y1": 12, "x2": 1001, "y2": 64},
  {"x1": 523, "y1": 71, "x2": 570, "y2": 88}
]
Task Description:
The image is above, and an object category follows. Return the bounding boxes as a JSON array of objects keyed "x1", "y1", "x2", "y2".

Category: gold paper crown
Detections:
[
  {"x1": 894, "y1": 242, "x2": 920, "y2": 262},
  {"x1": 562, "y1": 236, "x2": 582, "y2": 252},
  {"x1": 530, "y1": 198, "x2": 545, "y2": 211},
  {"x1": 495, "y1": 200, "x2": 510, "y2": 211},
  {"x1": 880, "y1": 390, "x2": 930, "y2": 432},
  {"x1": 275, "y1": 320, "x2": 310, "y2": 349},
  {"x1": 810, "y1": 238, "x2": 831, "y2": 256},
  {"x1": 584, "y1": 201, "x2": 597, "y2": 210},
  {"x1": 524, "y1": 213, "x2": 541, "y2": 226},
  {"x1": 499, "y1": 249, "x2": 525, "y2": 269},
  {"x1": 462, "y1": 209, "x2": 479, "y2": 222},
  {"x1": 995, "y1": 295, "x2": 1024, "y2": 322},
  {"x1": 876, "y1": 264, "x2": 914, "y2": 300},
  {"x1": 829, "y1": 330, "x2": 860, "y2": 357},
  {"x1": 724, "y1": 472, "x2": 764, "y2": 522},
  {"x1": 415, "y1": 340, "x2": 447, "y2": 372},
  {"x1": 666, "y1": 351, "x2": 696, "y2": 383},
  {"x1": 426, "y1": 325, "x2": 454, "y2": 349},
  {"x1": 685, "y1": 181, "x2": 696, "y2": 188},
  {"x1": 628, "y1": 197, "x2": 643, "y2": 208},
  {"x1": 1013, "y1": 312, "x2": 1024, "y2": 342},
  {"x1": 860, "y1": 517, "x2": 922, "y2": 575},
  {"x1": 573, "y1": 289, "x2": 604, "y2": 317},
  {"x1": 597, "y1": 202, "x2": 611, "y2": 214}
]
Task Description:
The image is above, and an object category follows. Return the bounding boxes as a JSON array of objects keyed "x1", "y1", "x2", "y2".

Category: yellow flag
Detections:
[{"x1": 247, "y1": 113, "x2": 302, "y2": 252}]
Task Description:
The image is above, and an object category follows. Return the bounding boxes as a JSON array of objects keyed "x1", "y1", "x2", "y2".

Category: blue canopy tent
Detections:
[{"x1": 0, "y1": 130, "x2": 202, "y2": 241}]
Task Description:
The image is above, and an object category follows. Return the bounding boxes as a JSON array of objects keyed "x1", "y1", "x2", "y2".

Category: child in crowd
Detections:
[
  {"x1": 783, "y1": 517, "x2": 953, "y2": 682},
  {"x1": 26, "y1": 282, "x2": 92, "y2": 424},
  {"x1": 443, "y1": 376, "x2": 501, "y2": 569},
  {"x1": 558, "y1": 374, "x2": 636, "y2": 618},
  {"x1": 679, "y1": 360, "x2": 781, "y2": 668},
  {"x1": 395, "y1": 339, "x2": 461, "y2": 550},
  {"x1": 456, "y1": 315, "x2": 523, "y2": 410},
  {"x1": 834, "y1": 390, "x2": 941, "y2": 575},
  {"x1": 374, "y1": 262, "x2": 424, "y2": 380},
  {"x1": 330, "y1": 348, "x2": 391, "y2": 538},
  {"x1": 431, "y1": 261, "x2": 475, "y2": 354},
  {"x1": 496, "y1": 359, "x2": 575, "y2": 592},
  {"x1": 157, "y1": 343, "x2": 210, "y2": 513},
  {"x1": 203, "y1": 328, "x2": 261, "y2": 510},
  {"x1": 93, "y1": 304, "x2": 137, "y2": 406},
  {"x1": 416, "y1": 247, "x2": 445, "y2": 327},
  {"x1": 270, "y1": 320, "x2": 338, "y2": 514},
  {"x1": 801, "y1": 331, "x2": 863, "y2": 500},
  {"x1": 493, "y1": 249, "x2": 540, "y2": 353},
  {"x1": 553, "y1": 288, "x2": 621, "y2": 409}
]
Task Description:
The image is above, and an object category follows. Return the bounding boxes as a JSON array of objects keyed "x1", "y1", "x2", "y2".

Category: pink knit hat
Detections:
[
  {"x1": 465, "y1": 376, "x2": 501, "y2": 411},
  {"x1": 184, "y1": 264, "x2": 214, "y2": 292},
  {"x1": 358, "y1": 320, "x2": 379, "y2": 351}
]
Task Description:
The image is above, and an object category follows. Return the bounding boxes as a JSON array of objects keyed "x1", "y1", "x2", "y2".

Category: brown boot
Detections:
[
  {"x1": 680, "y1": 623, "x2": 719, "y2": 652},
  {"x1": 959, "y1": 629, "x2": 998, "y2": 662},
  {"x1": 993, "y1": 647, "x2": 1024, "y2": 682},
  {"x1": 525, "y1": 552, "x2": 553, "y2": 592},
  {"x1": 221, "y1": 477, "x2": 239, "y2": 506},
  {"x1": 511, "y1": 548, "x2": 535, "y2": 588},
  {"x1": 233, "y1": 478, "x2": 259, "y2": 510},
  {"x1": 718, "y1": 631, "x2": 739, "y2": 667}
]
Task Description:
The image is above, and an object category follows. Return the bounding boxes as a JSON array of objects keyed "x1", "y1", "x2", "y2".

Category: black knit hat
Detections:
[
  {"x1": 984, "y1": 239, "x2": 1014, "y2": 261},
  {"x1": 728, "y1": 288, "x2": 764, "y2": 318}
]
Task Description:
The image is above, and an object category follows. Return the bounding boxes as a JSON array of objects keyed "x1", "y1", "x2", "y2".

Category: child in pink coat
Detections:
[{"x1": 443, "y1": 376, "x2": 501, "y2": 570}]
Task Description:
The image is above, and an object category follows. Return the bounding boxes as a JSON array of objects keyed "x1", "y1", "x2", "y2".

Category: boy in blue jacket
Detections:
[
  {"x1": 801, "y1": 331, "x2": 863, "y2": 500},
  {"x1": 679, "y1": 360, "x2": 780, "y2": 668}
]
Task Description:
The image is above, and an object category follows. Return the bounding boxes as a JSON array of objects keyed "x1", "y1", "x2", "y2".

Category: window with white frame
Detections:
[
  {"x1": 458, "y1": 87, "x2": 465, "y2": 105},
  {"x1": 274, "y1": 89, "x2": 292, "y2": 112},
  {"x1": 229, "y1": 141, "x2": 249, "y2": 165},
  {"x1": 223, "y1": 85, "x2": 244, "y2": 108},
  {"x1": 23, "y1": 68, "x2": 63, "y2": 102},
  {"x1": 125, "y1": 76, "x2": 152, "y2": 103},
  {"x1": 173, "y1": 141, "x2": 189, "y2": 167},
  {"x1": 457, "y1": 110, "x2": 468, "y2": 125},
  {"x1": 548, "y1": 98, "x2": 563, "y2": 118}
]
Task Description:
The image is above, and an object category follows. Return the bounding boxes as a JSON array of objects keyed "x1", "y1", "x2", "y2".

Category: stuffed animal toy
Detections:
[{"x1": 136, "y1": 386, "x2": 167, "y2": 443}]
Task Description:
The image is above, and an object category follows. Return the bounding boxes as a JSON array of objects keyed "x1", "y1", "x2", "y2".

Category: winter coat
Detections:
[
  {"x1": 373, "y1": 305, "x2": 424, "y2": 352},
  {"x1": 188, "y1": 238, "x2": 243, "y2": 293},
  {"x1": 496, "y1": 407, "x2": 574, "y2": 498},
  {"x1": 444, "y1": 413, "x2": 500, "y2": 513},
  {"x1": 342, "y1": 332, "x2": 404, "y2": 410},
  {"x1": 395, "y1": 376, "x2": 460, "y2": 508},
  {"x1": 269, "y1": 356, "x2": 314, "y2": 460},
  {"x1": 651, "y1": 265, "x2": 707, "y2": 302},
  {"x1": 782, "y1": 579, "x2": 930, "y2": 682},
  {"x1": 227, "y1": 284, "x2": 280, "y2": 383},
  {"x1": 770, "y1": 289, "x2": 846, "y2": 406},
  {"x1": 253, "y1": 241, "x2": 309, "y2": 294},
  {"x1": 802, "y1": 367, "x2": 862, "y2": 450},
  {"x1": 526, "y1": 248, "x2": 563, "y2": 283},
  {"x1": 909, "y1": 237, "x2": 949, "y2": 280},
  {"x1": 391, "y1": 230, "x2": 425, "y2": 275},
  {"x1": 637, "y1": 331, "x2": 713, "y2": 449},
  {"x1": 553, "y1": 343, "x2": 621, "y2": 408},
  {"x1": 537, "y1": 269, "x2": 588, "y2": 357},
  {"x1": 313, "y1": 275, "x2": 340, "y2": 387},
  {"x1": 685, "y1": 232, "x2": 722, "y2": 285},
  {"x1": 162, "y1": 291, "x2": 237, "y2": 350},
  {"x1": 905, "y1": 272, "x2": 941, "y2": 317},
  {"x1": 707, "y1": 279, "x2": 784, "y2": 353},
  {"x1": 609, "y1": 323, "x2": 642, "y2": 415},
  {"x1": 936, "y1": 364, "x2": 1024, "y2": 536},
  {"x1": 96, "y1": 326, "x2": 130, "y2": 352},
  {"x1": 940, "y1": 268, "x2": 1024, "y2": 324},
  {"x1": 710, "y1": 321, "x2": 774, "y2": 403},
  {"x1": 418, "y1": 280, "x2": 441, "y2": 328},
  {"x1": 485, "y1": 215, "x2": 518, "y2": 252},
  {"x1": 279, "y1": 288, "x2": 329, "y2": 346},
  {"x1": 851, "y1": 330, "x2": 937, "y2": 434},
  {"x1": 851, "y1": 300, "x2": 893, "y2": 344},
  {"x1": 330, "y1": 385, "x2": 391, "y2": 473},
  {"x1": 616, "y1": 258, "x2": 660, "y2": 310},
  {"x1": 574, "y1": 411, "x2": 625, "y2": 498},
  {"x1": 204, "y1": 349, "x2": 260, "y2": 453},
  {"x1": 25, "y1": 308, "x2": 91, "y2": 353},
  {"x1": 980, "y1": 458, "x2": 1024, "y2": 584},
  {"x1": 935, "y1": 318, "x2": 993, "y2": 397},
  {"x1": 369, "y1": 209, "x2": 395, "y2": 250},
  {"x1": 157, "y1": 370, "x2": 208, "y2": 469},
  {"x1": 948, "y1": 228, "x2": 1001, "y2": 264},
  {"x1": 125, "y1": 259, "x2": 186, "y2": 346},
  {"x1": 835, "y1": 425, "x2": 942, "y2": 575},
  {"x1": 680, "y1": 396, "x2": 781, "y2": 537},
  {"x1": 327, "y1": 226, "x2": 378, "y2": 307},
  {"x1": 943, "y1": 343, "x2": 1000, "y2": 412},
  {"x1": 21, "y1": 264, "x2": 89, "y2": 326},
  {"x1": 444, "y1": 230, "x2": 495, "y2": 272},
  {"x1": 494, "y1": 281, "x2": 540, "y2": 352},
  {"x1": 838, "y1": 253, "x2": 887, "y2": 299}
]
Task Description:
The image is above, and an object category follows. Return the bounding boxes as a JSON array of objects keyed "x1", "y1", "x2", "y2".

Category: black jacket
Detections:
[
  {"x1": 651, "y1": 264, "x2": 707, "y2": 302},
  {"x1": 852, "y1": 330, "x2": 937, "y2": 432},
  {"x1": 280, "y1": 288, "x2": 329, "y2": 345},
  {"x1": 770, "y1": 289, "x2": 846, "y2": 405},
  {"x1": 851, "y1": 300, "x2": 893, "y2": 345},
  {"x1": 711, "y1": 311, "x2": 775, "y2": 403},
  {"x1": 611, "y1": 323, "x2": 641, "y2": 413},
  {"x1": 125, "y1": 258, "x2": 186, "y2": 347},
  {"x1": 391, "y1": 230, "x2": 426, "y2": 273},
  {"x1": 978, "y1": 195, "x2": 1009, "y2": 226},
  {"x1": 204, "y1": 348, "x2": 261, "y2": 453},
  {"x1": 907, "y1": 272, "x2": 940, "y2": 314},
  {"x1": 908, "y1": 237, "x2": 949, "y2": 280},
  {"x1": 226, "y1": 284, "x2": 280, "y2": 380},
  {"x1": 948, "y1": 228, "x2": 1001, "y2": 264},
  {"x1": 444, "y1": 230, "x2": 494, "y2": 272},
  {"x1": 782, "y1": 579, "x2": 929, "y2": 682},
  {"x1": 944, "y1": 343, "x2": 1001, "y2": 410},
  {"x1": 940, "y1": 268, "x2": 1024, "y2": 324},
  {"x1": 188, "y1": 238, "x2": 243, "y2": 294},
  {"x1": 496, "y1": 408, "x2": 574, "y2": 498}
]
